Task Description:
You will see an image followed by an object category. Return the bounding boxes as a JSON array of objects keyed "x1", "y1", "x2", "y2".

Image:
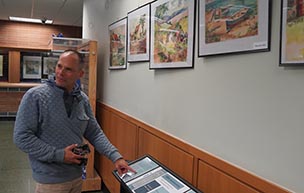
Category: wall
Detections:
[
  {"x1": 83, "y1": 0, "x2": 303, "y2": 192},
  {"x1": 0, "y1": 20, "x2": 82, "y2": 50}
]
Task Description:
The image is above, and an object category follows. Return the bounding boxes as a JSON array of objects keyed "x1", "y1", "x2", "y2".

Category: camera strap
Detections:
[{"x1": 81, "y1": 163, "x2": 87, "y2": 179}]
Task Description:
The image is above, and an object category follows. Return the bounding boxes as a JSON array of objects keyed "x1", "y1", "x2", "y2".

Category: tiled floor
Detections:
[{"x1": 0, "y1": 120, "x2": 107, "y2": 193}]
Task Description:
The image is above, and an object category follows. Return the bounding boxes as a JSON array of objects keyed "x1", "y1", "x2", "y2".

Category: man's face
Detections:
[{"x1": 55, "y1": 53, "x2": 84, "y2": 92}]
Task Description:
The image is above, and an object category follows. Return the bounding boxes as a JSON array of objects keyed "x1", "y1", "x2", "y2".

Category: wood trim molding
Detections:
[
  {"x1": 8, "y1": 51, "x2": 20, "y2": 83},
  {"x1": 97, "y1": 102, "x2": 291, "y2": 193}
]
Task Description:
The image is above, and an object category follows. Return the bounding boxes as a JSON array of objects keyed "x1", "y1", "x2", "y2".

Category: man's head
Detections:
[{"x1": 55, "y1": 50, "x2": 84, "y2": 92}]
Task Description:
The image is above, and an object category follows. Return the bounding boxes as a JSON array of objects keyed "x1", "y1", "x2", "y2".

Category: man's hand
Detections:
[
  {"x1": 114, "y1": 158, "x2": 136, "y2": 176},
  {"x1": 63, "y1": 144, "x2": 83, "y2": 164}
]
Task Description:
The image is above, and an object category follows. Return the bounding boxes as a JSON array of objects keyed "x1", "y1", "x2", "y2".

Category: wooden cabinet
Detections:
[
  {"x1": 0, "y1": 83, "x2": 39, "y2": 117},
  {"x1": 0, "y1": 50, "x2": 43, "y2": 116}
]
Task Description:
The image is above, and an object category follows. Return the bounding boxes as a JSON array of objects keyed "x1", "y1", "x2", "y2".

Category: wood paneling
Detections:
[
  {"x1": 0, "y1": 91, "x2": 25, "y2": 112},
  {"x1": 109, "y1": 113, "x2": 138, "y2": 159},
  {"x1": 8, "y1": 51, "x2": 20, "y2": 83},
  {"x1": 0, "y1": 20, "x2": 81, "y2": 50},
  {"x1": 198, "y1": 160, "x2": 260, "y2": 193},
  {"x1": 81, "y1": 170, "x2": 101, "y2": 191},
  {"x1": 138, "y1": 128, "x2": 194, "y2": 184},
  {"x1": 95, "y1": 106, "x2": 138, "y2": 193},
  {"x1": 96, "y1": 102, "x2": 292, "y2": 193}
]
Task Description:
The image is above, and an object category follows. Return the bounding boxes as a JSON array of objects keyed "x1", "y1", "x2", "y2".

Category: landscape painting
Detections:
[
  {"x1": 150, "y1": 0, "x2": 195, "y2": 69},
  {"x1": 205, "y1": 0, "x2": 258, "y2": 44},
  {"x1": 43, "y1": 57, "x2": 58, "y2": 75},
  {"x1": 109, "y1": 18, "x2": 127, "y2": 69},
  {"x1": 22, "y1": 56, "x2": 42, "y2": 79},
  {"x1": 280, "y1": 0, "x2": 304, "y2": 66},
  {"x1": 128, "y1": 4, "x2": 150, "y2": 62},
  {"x1": 199, "y1": 0, "x2": 270, "y2": 56}
]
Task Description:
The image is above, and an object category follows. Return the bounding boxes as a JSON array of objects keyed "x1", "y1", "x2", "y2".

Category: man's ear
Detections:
[{"x1": 79, "y1": 69, "x2": 84, "y2": 78}]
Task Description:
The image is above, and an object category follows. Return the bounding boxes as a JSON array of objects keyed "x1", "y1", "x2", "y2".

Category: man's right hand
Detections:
[{"x1": 63, "y1": 144, "x2": 83, "y2": 164}]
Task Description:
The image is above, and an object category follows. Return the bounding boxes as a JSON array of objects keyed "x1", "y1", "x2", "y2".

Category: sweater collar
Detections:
[{"x1": 46, "y1": 78, "x2": 83, "y2": 102}]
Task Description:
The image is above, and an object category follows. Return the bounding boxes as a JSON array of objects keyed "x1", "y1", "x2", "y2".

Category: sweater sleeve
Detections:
[
  {"x1": 83, "y1": 98, "x2": 122, "y2": 163},
  {"x1": 13, "y1": 89, "x2": 65, "y2": 163}
]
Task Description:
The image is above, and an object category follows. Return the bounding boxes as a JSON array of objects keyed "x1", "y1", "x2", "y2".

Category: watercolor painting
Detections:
[
  {"x1": 280, "y1": 0, "x2": 304, "y2": 65},
  {"x1": 128, "y1": 4, "x2": 150, "y2": 62},
  {"x1": 23, "y1": 56, "x2": 42, "y2": 79},
  {"x1": 205, "y1": 0, "x2": 258, "y2": 44},
  {"x1": 130, "y1": 14, "x2": 147, "y2": 55},
  {"x1": 109, "y1": 18, "x2": 127, "y2": 69},
  {"x1": 199, "y1": 0, "x2": 270, "y2": 56},
  {"x1": 150, "y1": 0, "x2": 195, "y2": 69},
  {"x1": 43, "y1": 57, "x2": 58, "y2": 75}
]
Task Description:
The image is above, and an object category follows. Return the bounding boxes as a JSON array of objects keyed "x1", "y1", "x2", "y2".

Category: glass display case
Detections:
[
  {"x1": 50, "y1": 37, "x2": 90, "y2": 54},
  {"x1": 50, "y1": 37, "x2": 99, "y2": 191}
]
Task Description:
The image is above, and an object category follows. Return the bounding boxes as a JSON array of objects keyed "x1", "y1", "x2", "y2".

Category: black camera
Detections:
[{"x1": 72, "y1": 144, "x2": 90, "y2": 165}]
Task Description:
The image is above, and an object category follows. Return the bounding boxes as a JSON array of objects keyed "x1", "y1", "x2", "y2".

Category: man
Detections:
[{"x1": 14, "y1": 50, "x2": 134, "y2": 193}]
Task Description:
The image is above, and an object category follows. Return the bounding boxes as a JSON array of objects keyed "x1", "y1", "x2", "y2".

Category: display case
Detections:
[
  {"x1": 113, "y1": 155, "x2": 203, "y2": 193},
  {"x1": 50, "y1": 37, "x2": 97, "y2": 114},
  {"x1": 50, "y1": 37, "x2": 99, "y2": 191},
  {"x1": 51, "y1": 37, "x2": 90, "y2": 53}
]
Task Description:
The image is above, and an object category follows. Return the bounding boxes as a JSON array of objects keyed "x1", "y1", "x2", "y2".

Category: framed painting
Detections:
[
  {"x1": 22, "y1": 56, "x2": 42, "y2": 79},
  {"x1": 198, "y1": 0, "x2": 271, "y2": 57},
  {"x1": 0, "y1": 55, "x2": 3, "y2": 77},
  {"x1": 150, "y1": 0, "x2": 195, "y2": 69},
  {"x1": 109, "y1": 17, "x2": 127, "y2": 69},
  {"x1": 127, "y1": 3, "x2": 150, "y2": 62},
  {"x1": 43, "y1": 57, "x2": 58, "y2": 75},
  {"x1": 0, "y1": 53, "x2": 8, "y2": 81},
  {"x1": 280, "y1": 0, "x2": 304, "y2": 66}
]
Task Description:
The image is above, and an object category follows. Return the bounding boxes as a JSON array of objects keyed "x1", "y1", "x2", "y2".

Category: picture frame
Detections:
[
  {"x1": 22, "y1": 56, "x2": 42, "y2": 79},
  {"x1": 198, "y1": 0, "x2": 271, "y2": 57},
  {"x1": 0, "y1": 55, "x2": 3, "y2": 77},
  {"x1": 109, "y1": 17, "x2": 127, "y2": 69},
  {"x1": 127, "y1": 3, "x2": 150, "y2": 63},
  {"x1": 43, "y1": 57, "x2": 58, "y2": 75},
  {"x1": 150, "y1": 0, "x2": 195, "y2": 69},
  {"x1": 280, "y1": 0, "x2": 304, "y2": 66},
  {"x1": 0, "y1": 52, "x2": 9, "y2": 81}
]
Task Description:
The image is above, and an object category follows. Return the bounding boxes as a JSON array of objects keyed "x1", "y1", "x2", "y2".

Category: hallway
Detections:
[{"x1": 0, "y1": 121, "x2": 35, "y2": 193}]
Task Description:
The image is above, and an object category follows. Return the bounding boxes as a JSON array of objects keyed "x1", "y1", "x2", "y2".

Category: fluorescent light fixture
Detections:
[{"x1": 9, "y1": 16, "x2": 53, "y2": 24}]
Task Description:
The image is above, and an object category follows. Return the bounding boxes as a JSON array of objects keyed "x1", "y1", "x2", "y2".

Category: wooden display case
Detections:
[
  {"x1": 50, "y1": 37, "x2": 100, "y2": 191},
  {"x1": 0, "y1": 49, "x2": 46, "y2": 117}
]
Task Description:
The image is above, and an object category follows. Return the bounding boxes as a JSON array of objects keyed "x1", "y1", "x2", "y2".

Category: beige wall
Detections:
[{"x1": 83, "y1": 1, "x2": 303, "y2": 192}]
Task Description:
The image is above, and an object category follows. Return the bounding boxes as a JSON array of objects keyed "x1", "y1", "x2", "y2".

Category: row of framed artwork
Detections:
[
  {"x1": 21, "y1": 55, "x2": 58, "y2": 80},
  {"x1": 0, "y1": 52, "x2": 58, "y2": 81},
  {"x1": 108, "y1": 0, "x2": 271, "y2": 69},
  {"x1": 109, "y1": 0, "x2": 304, "y2": 70}
]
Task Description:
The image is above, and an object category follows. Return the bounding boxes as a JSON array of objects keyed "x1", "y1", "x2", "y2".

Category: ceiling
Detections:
[{"x1": 0, "y1": 0, "x2": 83, "y2": 26}]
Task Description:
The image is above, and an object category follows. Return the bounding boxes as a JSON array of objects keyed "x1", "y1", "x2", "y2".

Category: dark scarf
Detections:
[{"x1": 46, "y1": 78, "x2": 83, "y2": 117}]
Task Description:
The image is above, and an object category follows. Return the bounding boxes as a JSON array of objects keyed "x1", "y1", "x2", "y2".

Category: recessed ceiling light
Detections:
[{"x1": 9, "y1": 16, "x2": 53, "y2": 24}]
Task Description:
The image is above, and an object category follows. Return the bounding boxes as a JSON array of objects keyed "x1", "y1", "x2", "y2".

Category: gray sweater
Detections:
[{"x1": 13, "y1": 80, "x2": 122, "y2": 183}]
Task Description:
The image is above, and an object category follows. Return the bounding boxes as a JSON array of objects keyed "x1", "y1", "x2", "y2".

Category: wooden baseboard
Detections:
[{"x1": 81, "y1": 169, "x2": 102, "y2": 192}]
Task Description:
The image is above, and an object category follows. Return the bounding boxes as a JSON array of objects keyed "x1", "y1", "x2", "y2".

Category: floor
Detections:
[{"x1": 0, "y1": 120, "x2": 108, "y2": 193}]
